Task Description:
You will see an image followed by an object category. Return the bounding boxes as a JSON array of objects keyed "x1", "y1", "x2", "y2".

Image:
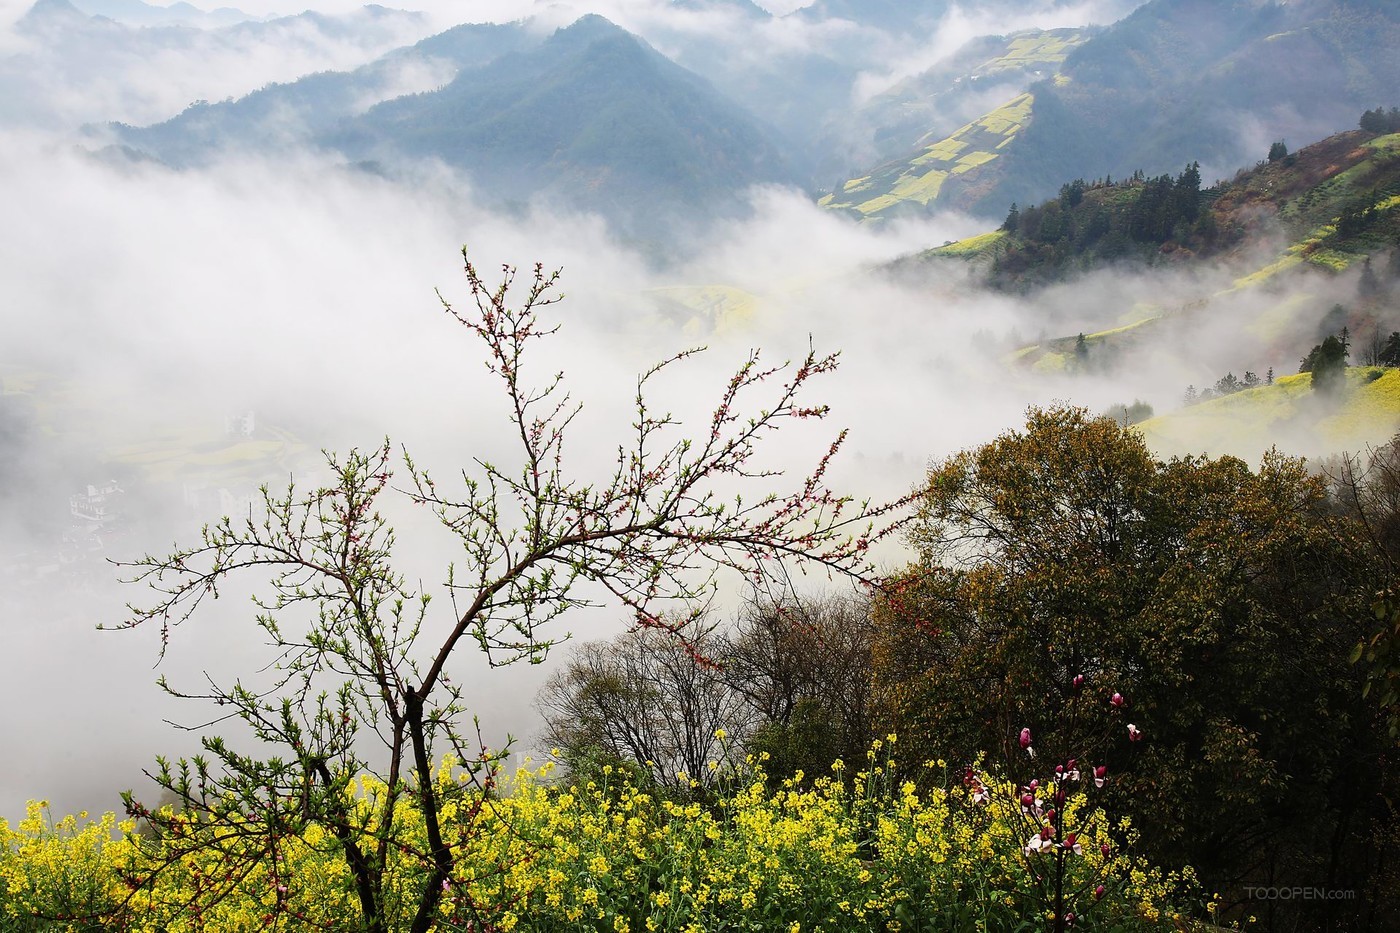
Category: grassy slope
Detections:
[{"x1": 1137, "y1": 369, "x2": 1400, "y2": 459}]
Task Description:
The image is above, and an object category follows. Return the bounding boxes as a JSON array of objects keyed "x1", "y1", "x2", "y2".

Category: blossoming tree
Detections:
[{"x1": 109, "y1": 250, "x2": 909, "y2": 933}]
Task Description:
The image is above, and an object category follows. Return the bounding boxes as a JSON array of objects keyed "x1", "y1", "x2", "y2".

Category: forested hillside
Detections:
[{"x1": 823, "y1": 0, "x2": 1400, "y2": 222}]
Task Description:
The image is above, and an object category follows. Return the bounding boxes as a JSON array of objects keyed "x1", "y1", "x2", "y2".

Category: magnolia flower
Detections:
[
  {"x1": 1072, "y1": 673, "x2": 1085, "y2": 691},
  {"x1": 1127, "y1": 723, "x2": 1143, "y2": 742},
  {"x1": 1020, "y1": 792, "x2": 1042, "y2": 818},
  {"x1": 1024, "y1": 825, "x2": 1055, "y2": 856},
  {"x1": 1062, "y1": 831, "x2": 1082, "y2": 855},
  {"x1": 1093, "y1": 765, "x2": 1108, "y2": 788},
  {"x1": 1019, "y1": 727, "x2": 1035, "y2": 758},
  {"x1": 1110, "y1": 692, "x2": 1126, "y2": 708},
  {"x1": 1095, "y1": 884, "x2": 1106, "y2": 901},
  {"x1": 970, "y1": 782, "x2": 991, "y2": 806}
]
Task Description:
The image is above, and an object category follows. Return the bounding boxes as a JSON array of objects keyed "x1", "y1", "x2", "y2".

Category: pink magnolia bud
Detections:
[
  {"x1": 1021, "y1": 793, "x2": 1035, "y2": 809},
  {"x1": 1095, "y1": 885, "x2": 1106, "y2": 900},
  {"x1": 1055, "y1": 790, "x2": 1066, "y2": 805},
  {"x1": 1055, "y1": 765, "x2": 1064, "y2": 776},
  {"x1": 1072, "y1": 674, "x2": 1085, "y2": 690},
  {"x1": 1101, "y1": 843, "x2": 1111, "y2": 858},
  {"x1": 1067, "y1": 758, "x2": 1077, "y2": 770},
  {"x1": 1029, "y1": 779, "x2": 1039, "y2": 791},
  {"x1": 1020, "y1": 727, "x2": 1033, "y2": 749},
  {"x1": 1110, "y1": 692, "x2": 1125, "y2": 708}
]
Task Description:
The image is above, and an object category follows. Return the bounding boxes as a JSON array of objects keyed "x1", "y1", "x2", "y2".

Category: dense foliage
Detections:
[
  {"x1": 874, "y1": 407, "x2": 1397, "y2": 930},
  {"x1": 988, "y1": 163, "x2": 1213, "y2": 289}
]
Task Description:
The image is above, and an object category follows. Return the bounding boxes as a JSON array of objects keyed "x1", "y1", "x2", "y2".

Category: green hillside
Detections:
[
  {"x1": 1138, "y1": 368, "x2": 1400, "y2": 459},
  {"x1": 821, "y1": 0, "x2": 1400, "y2": 222},
  {"x1": 919, "y1": 128, "x2": 1400, "y2": 293}
]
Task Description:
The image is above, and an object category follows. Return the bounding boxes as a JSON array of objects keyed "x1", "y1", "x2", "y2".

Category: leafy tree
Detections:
[
  {"x1": 110, "y1": 252, "x2": 906, "y2": 933},
  {"x1": 1329, "y1": 437, "x2": 1400, "y2": 742},
  {"x1": 1301, "y1": 334, "x2": 1349, "y2": 394},
  {"x1": 1268, "y1": 140, "x2": 1288, "y2": 162},
  {"x1": 536, "y1": 622, "x2": 747, "y2": 794},
  {"x1": 1381, "y1": 332, "x2": 1400, "y2": 366},
  {"x1": 1107, "y1": 399, "x2": 1154, "y2": 425},
  {"x1": 722, "y1": 591, "x2": 876, "y2": 783},
  {"x1": 876, "y1": 407, "x2": 1386, "y2": 924},
  {"x1": 1360, "y1": 106, "x2": 1400, "y2": 134}
]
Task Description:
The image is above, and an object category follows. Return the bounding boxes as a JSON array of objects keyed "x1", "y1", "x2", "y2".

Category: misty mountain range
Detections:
[{"x1": 5, "y1": 0, "x2": 1376, "y2": 242}]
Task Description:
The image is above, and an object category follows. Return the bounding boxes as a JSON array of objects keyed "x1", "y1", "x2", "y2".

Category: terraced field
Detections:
[{"x1": 820, "y1": 93, "x2": 1033, "y2": 223}]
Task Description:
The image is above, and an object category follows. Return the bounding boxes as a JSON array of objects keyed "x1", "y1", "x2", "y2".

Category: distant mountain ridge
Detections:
[{"x1": 113, "y1": 15, "x2": 800, "y2": 241}]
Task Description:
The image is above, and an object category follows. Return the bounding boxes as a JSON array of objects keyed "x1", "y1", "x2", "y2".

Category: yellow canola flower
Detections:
[{"x1": 0, "y1": 744, "x2": 1202, "y2": 933}]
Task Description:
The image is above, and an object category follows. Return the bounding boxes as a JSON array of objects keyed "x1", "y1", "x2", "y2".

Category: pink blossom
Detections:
[{"x1": 1127, "y1": 723, "x2": 1142, "y2": 741}]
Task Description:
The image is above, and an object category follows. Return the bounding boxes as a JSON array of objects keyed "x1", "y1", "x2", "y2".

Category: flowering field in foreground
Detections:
[{"x1": 0, "y1": 746, "x2": 1208, "y2": 933}]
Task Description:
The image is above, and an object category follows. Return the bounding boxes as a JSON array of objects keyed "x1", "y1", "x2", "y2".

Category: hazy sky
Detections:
[{"x1": 0, "y1": 0, "x2": 1374, "y2": 824}]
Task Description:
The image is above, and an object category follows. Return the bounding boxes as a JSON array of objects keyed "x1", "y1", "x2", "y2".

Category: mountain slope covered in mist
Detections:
[
  {"x1": 923, "y1": 127, "x2": 1400, "y2": 291},
  {"x1": 902, "y1": 124, "x2": 1400, "y2": 456},
  {"x1": 111, "y1": 21, "x2": 535, "y2": 162},
  {"x1": 823, "y1": 0, "x2": 1400, "y2": 223},
  {"x1": 7, "y1": 0, "x2": 432, "y2": 128},
  {"x1": 112, "y1": 14, "x2": 798, "y2": 240},
  {"x1": 325, "y1": 15, "x2": 798, "y2": 234},
  {"x1": 812, "y1": 27, "x2": 1091, "y2": 191}
]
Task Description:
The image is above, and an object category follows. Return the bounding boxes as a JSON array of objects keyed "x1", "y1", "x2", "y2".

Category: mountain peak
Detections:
[{"x1": 20, "y1": 0, "x2": 88, "y2": 23}]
